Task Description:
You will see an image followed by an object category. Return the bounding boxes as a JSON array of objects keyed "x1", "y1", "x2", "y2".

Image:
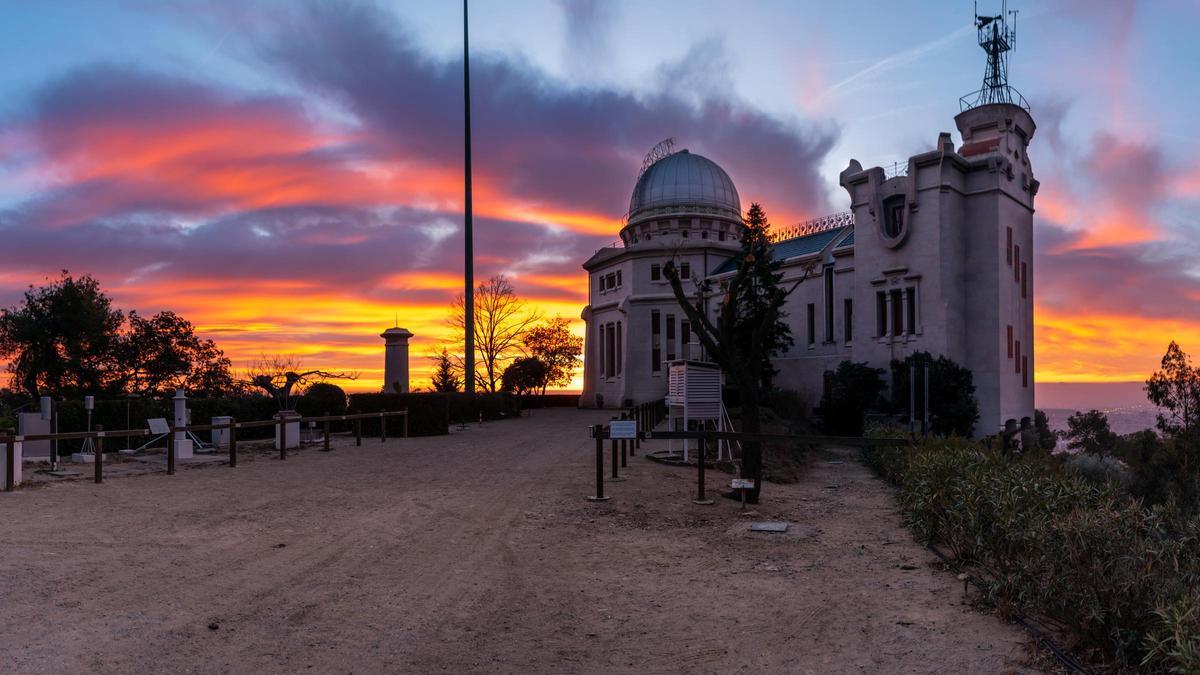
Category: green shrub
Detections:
[
  {"x1": 890, "y1": 352, "x2": 980, "y2": 436},
  {"x1": 816, "y1": 361, "x2": 885, "y2": 435},
  {"x1": 347, "y1": 392, "x2": 451, "y2": 436},
  {"x1": 296, "y1": 382, "x2": 348, "y2": 418},
  {"x1": 865, "y1": 433, "x2": 1200, "y2": 671}
]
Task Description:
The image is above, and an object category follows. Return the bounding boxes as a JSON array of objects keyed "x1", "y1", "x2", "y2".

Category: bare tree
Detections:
[
  {"x1": 244, "y1": 354, "x2": 358, "y2": 409},
  {"x1": 448, "y1": 275, "x2": 542, "y2": 393}
]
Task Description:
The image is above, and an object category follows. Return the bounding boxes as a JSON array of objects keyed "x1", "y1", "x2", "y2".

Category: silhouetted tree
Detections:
[
  {"x1": 816, "y1": 361, "x2": 886, "y2": 436},
  {"x1": 523, "y1": 317, "x2": 582, "y2": 395},
  {"x1": 889, "y1": 352, "x2": 980, "y2": 436},
  {"x1": 245, "y1": 354, "x2": 357, "y2": 409},
  {"x1": 1033, "y1": 410, "x2": 1058, "y2": 452},
  {"x1": 501, "y1": 356, "x2": 548, "y2": 397},
  {"x1": 1146, "y1": 341, "x2": 1200, "y2": 442},
  {"x1": 297, "y1": 382, "x2": 348, "y2": 417},
  {"x1": 429, "y1": 349, "x2": 462, "y2": 392},
  {"x1": 448, "y1": 275, "x2": 541, "y2": 393},
  {"x1": 1064, "y1": 409, "x2": 1118, "y2": 456},
  {"x1": 663, "y1": 202, "x2": 816, "y2": 503},
  {"x1": 120, "y1": 310, "x2": 233, "y2": 396}
]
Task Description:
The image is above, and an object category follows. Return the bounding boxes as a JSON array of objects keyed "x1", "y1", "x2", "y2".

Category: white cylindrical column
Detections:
[
  {"x1": 172, "y1": 388, "x2": 193, "y2": 459},
  {"x1": 380, "y1": 327, "x2": 414, "y2": 393}
]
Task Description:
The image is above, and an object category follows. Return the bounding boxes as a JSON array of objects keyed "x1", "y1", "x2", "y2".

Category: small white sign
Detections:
[
  {"x1": 609, "y1": 421, "x2": 637, "y2": 439},
  {"x1": 731, "y1": 478, "x2": 756, "y2": 489}
]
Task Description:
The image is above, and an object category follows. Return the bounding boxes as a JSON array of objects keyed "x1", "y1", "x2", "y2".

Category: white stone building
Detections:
[{"x1": 580, "y1": 102, "x2": 1037, "y2": 436}]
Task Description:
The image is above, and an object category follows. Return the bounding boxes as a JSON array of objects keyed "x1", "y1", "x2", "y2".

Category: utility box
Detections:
[
  {"x1": 211, "y1": 416, "x2": 233, "y2": 449},
  {"x1": 273, "y1": 411, "x2": 301, "y2": 450},
  {"x1": 17, "y1": 414, "x2": 49, "y2": 458}
]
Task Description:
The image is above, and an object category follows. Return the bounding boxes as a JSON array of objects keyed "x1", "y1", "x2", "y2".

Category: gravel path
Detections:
[{"x1": 0, "y1": 408, "x2": 1041, "y2": 673}]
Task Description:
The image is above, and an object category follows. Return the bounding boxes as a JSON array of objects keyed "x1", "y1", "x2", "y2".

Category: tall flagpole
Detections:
[{"x1": 463, "y1": 0, "x2": 476, "y2": 396}]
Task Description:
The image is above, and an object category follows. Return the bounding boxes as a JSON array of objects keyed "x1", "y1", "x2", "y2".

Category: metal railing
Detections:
[
  {"x1": 768, "y1": 210, "x2": 855, "y2": 243},
  {"x1": 959, "y1": 85, "x2": 1030, "y2": 112},
  {"x1": 1, "y1": 410, "x2": 409, "y2": 492}
]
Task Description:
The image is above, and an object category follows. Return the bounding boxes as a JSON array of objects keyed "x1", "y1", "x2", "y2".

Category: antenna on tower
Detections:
[
  {"x1": 960, "y1": 0, "x2": 1028, "y2": 112},
  {"x1": 637, "y1": 138, "x2": 676, "y2": 180}
]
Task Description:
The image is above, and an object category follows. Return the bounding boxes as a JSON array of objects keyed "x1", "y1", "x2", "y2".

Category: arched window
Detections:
[{"x1": 882, "y1": 195, "x2": 904, "y2": 239}]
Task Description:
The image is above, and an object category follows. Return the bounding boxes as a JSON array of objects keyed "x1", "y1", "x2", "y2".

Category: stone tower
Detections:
[{"x1": 381, "y1": 326, "x2": 414, "y2": 393}]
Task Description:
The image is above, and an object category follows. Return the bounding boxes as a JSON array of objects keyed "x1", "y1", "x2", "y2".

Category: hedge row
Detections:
[
  {"x1": 862, "y1": 434, "x2": 1200, "y2": 672},
  {"x1": 346, "y1": 392, "x2": 522, "y2": 437}
]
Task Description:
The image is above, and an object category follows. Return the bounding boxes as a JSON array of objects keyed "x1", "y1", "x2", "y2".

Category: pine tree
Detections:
[{"x1": 430, "y1": 349, "x2": 462, "y2": 393}]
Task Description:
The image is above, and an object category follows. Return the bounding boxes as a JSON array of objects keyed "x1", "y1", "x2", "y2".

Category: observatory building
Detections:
[{"x1": 580, "y1": 13, "x2": 1037, "y2": 436}]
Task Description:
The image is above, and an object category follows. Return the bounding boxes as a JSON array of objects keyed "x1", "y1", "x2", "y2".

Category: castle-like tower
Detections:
[{"x1": 380, "y1": 326, "x2": 414, "y2": 393}]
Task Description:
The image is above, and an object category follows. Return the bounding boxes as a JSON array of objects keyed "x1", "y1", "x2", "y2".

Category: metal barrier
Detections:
[
  {"x1": 0, "y1": 410, "x2": 410, "y2": 492},
  {"x1": 587, "y1": 421, "x2": 912, "y2": 505}
]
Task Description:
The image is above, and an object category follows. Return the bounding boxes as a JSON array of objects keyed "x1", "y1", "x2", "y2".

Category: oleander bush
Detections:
[{"x1": 863, "y1": 436, "x2": 1200, "y2": 673}]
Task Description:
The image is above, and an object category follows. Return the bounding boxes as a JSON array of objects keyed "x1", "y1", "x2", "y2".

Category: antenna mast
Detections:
[{"x1": 961, "y1": 1, "x2": 1027, "y2": 111}]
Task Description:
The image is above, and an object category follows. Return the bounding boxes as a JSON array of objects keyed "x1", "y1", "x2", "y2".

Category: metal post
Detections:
[
  {"x1": 50, "y1": 405, "x2": 58, "y2": 471},
  {"x1": 923, "y1": 361, "x2": 931, "y2": 435},
  {"x1": 5, "y1": 434, "x2": 15, "y2": 492},
  {"x1": 586, "y1": 425, "x2": 609, "y2": 502},
  {"x1": 229, "y1": 419, "x2": 238, "y2": 468},
  {"x1": 323, "y1": 413, "x2": 331, "y2": 452},
  {"x1": 403, "y1": 412, "x2": 409, "y2": 438},
  {"x1": 463, "y1": 0, "x2": 476, "y2": 396},
  {"x1": 694, "y1": 431, "x2": 714, "y2": 505},
  {"x1": 620, "y1": 413, "x2": 628, "y2": 467},
  {"x1": 278, "y1": 416, "x2": 286, "y2": 461},
  {"x1": 909, "y1": 362, "x2": 916, "y2": 433},
  {"x1": 609, "y1": 429, "x2": 623, "y2": 482},
  {"x1": 167, "y1": 427, "x2": 176, "y2": 475},
  {"x1": 380, "y1": 412, "x2": 387, "y2": 443},
  {"x1": 633, "y1": 407, "x2": 640, "y2": 452},
  {"x1": 355, "y1": 418, "x2": 362, "y2": 446},
  {"x1": 94, "y1": 425, "x2": 103, "y2": 484}
]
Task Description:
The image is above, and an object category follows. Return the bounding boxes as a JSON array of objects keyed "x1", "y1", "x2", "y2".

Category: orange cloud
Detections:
[{"x1": 1035, "y1": 305, "x2": 1200, "y2": 382}]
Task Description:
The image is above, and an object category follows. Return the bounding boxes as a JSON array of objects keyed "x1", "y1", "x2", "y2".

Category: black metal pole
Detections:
[
  {"x1": 380, "y1": 412, "x2": 387, "y2": 443},
  {"x1": 278, "y1": 416, "x2": 286, "y2": 461},
  {"x1": 609, "y1": 431, "x2": 622, "y2": 482},
  {"x1": 4, "y1": 435, "x2": 13, "y2": 492},
  {"x1": 694, "y1": 431, "x2": 714, "y2": 505},
  {"x1": 229, "y1": 419, "x2": 238, "y2": 468},
  {"x1": 463, "y1": 0, "x2": 476, "y2": 396},
  {"x1": 355, "y1": 418, "x2": 362, "y2": 446},
  {"x1": 94, "y1": 425, "x2": 103, "y2": 484},
  {"x1": 323, "y1": 413, "x2": 331, "y2": 452},
  {"x1": 167, "y1": 428, "x2": 176, "y2": 475},
  {"x1": 587, "y1": 425, "x2": 609, "y2": 501}
]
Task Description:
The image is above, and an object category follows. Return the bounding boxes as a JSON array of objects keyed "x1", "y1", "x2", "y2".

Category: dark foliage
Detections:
[
  {"x1": 889, "y1": 352, "x2": 979, "y2": 437},
  {"x1": 296, "y1": 382, "x2": 348, "y2": 418},
  {"x1": 1064, "y1": 409, "x2": 1119, "y2": 456},
  {"x1": 501, "y1": 357, "x2": 548, "y2": 397},
  {"x1": 1033, "y1": 409, "x2": 1057, "y2": 452},
  {"x1": 816, "y1": 361, "x2": 886, "y2": 435}
]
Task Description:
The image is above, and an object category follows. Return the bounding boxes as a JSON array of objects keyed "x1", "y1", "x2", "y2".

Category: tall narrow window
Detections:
[
  {"x1": 666, "y1": 314, "x2": 676, "y2": 361},
  {"x1": 616, "y1": 322, "x2": 623, "y2": 374},
  {"x1": 1021, "y1": 263, "x2": 1027, "y2": 298},
  {"x1": 606, "y1": 323, "x2": 615, "y2": 378},
  {"x1": 876, "y1": 291, "x2": 887, "y2": 337},
  {"x1": 598, "y1": 323, "x2": 605, "y2": 377},
  {"x1": 651, "y1": 310, "x2": 661, "y2": 372},
  {"x1": 718, "y1": 230, "x2": 726, "y2": 241},
  {"x1": 680, "y1": 262, "x2": 691, "y2": 279},
  {"x1": 1014, "y1": 245, "x2": 1021, "y2": 281},
  {"x1": 681, "y1": 320, "x2": 691, "y2": 360},
  {"x1": 823, "y1": 267, "x2": 834, "y2": 342},
  {"x1": 1022, "y1": 356, "x2": 1029, "y2": 388},
  {"x1": 890, "y1": 289, "x2": 904, "y2": 337},
  {"x1": 1007, "y1": 325, "x2": 1013, "y2": 358},
  {"x1": 651, "y1": 264, "x2": 661, "y2": 281},
  {"x1": 905, "y1": 287, "x2": 916, "y2": 335},
  {"x1": 1006, "y1": 227, "x2": 1013, "y2": 265},
  {"x1": 616, "y1": 270, "x2": 622, "y2": 287},
  {"x1": 807, "y1": 304, "x2": 816, "y2": 345},
  {"x1": 844, "y1": 298, "x2": 853, "y2": 343},
  {"x1": 1014, "y1": 341, "x2": 1021, "y2": 373}
]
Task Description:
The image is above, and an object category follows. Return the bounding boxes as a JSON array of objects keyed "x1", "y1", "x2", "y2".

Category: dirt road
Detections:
[{"x1": 0, "y1": 409, "x2": 1039, "y2": 673}]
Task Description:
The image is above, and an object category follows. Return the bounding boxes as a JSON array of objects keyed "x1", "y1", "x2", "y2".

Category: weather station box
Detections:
[{"x1": 609, "y1": 421, "x2": 637, "y2": 439}]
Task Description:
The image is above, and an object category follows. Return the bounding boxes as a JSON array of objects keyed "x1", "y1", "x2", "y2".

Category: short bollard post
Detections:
[
  {"x1": 403, "y1": 412, "x2": 409, "y2": 438},
  {"x1": 620, "y1": 413, "x2": 628, "y2": 468},
  {"x1": 277, "y1": 416, "x2": 286, "y2": 461},
  {"x1": 94, "y1": 425, "x2": 104, "y2": 484},
  {"x1": 633, "y1": 407, "x2": 640, "y2": 452},
  {"x1": 5, "y1": 434, "x2": 15, "y2": 492},
  {"x1": 167, "y1": 429, "x2": 176, "y2": 475},
  {"x1": 586, "y1": 425, "x2": 609, "y2": 502},
  {"x1": 323, "y1": 412, "x2": 331, "y2": 452},
  {"x1": 229, "y1": 419, "x2": 238, "y2": 468},
  {"x1": 694, "y1": 432, "x2": 715, "y2": 505},
  {"x1": 355, "y1": 418, "x2": 362, "y2": 446},
  {"x1": 380, "y1": 412, "x2": 387, "y2": 443},
  {"x1": 609, "y1": 427, "x2": 623, "y2": 482}
]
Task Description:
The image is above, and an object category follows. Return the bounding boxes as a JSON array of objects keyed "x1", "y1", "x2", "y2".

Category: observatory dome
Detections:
[{"x1": 627, "y1": 150, "x2": 740, "y2": 223}]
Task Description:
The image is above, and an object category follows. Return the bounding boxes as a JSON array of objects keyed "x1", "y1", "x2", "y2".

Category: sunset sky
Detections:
[{"x1": 1, "y1": 1, "x2": 1198, "y2": 393}]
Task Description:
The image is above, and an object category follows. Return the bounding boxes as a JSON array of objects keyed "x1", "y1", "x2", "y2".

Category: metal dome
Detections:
[{"x1": 627, "y1": 150, "x2": 740, "y2": 220}]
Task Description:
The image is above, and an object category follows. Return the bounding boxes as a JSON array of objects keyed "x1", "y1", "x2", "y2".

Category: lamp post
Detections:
[{"x1": 463, "y1": 0, "x2": 475, "y2": 396}]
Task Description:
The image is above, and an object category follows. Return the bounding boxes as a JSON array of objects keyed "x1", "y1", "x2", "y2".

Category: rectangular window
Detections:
[
  {"x1": 598, "y1": 323, "x2": 605, "y2": 377},
  {"x1": 1021, "y1": 262, "x2": 1027, "y2": 298},
  {"x1": 1022, "y1": 355, "x2": 1029, "y2": 388},
  {"x1": 701, "y1": 231, "x2": 708, "y2": 239},
  {"x1": 1006, "y1": 227, "x2": 1013, "y2": 265},
  {"x1": 823, "y1": 267, "x2": 834, "y2": 342},
  {"x1": 609, "y1": 273, "x2": 616, "y2": 289},
  {"x1": 718, "y1": 230, "x2": 726, "y2": 241},
  {"x1": 890, "y1": 289, "x2": 904, "y2": 337},
  {"x1": 606, "y1": 323, "x2": 615, "y2": 378},
  {"x1": 616, "y1": 321, "x2": 623, "y2": 374},
  {"x1": 1007, "y1": 325, "x2": 1013, "y2": 358},
  {"x1": 616, "y1": 270, "x2": 623, "y2": 287},
  {"x1": 1014, "y1": 245, "x2": 1020, "y2": 281},
  {"x1": 905, "y1": 287, "x2": 916, "y2": 335},
  {"x1": 650, "y1": 264, "x2": 660, "y2": 281},
  {"x1": 681, "y1": 320, "x2": 691, "y2": 360},
  {"x1": 651, "y1": 310, "x2": 661, "y2": 372},
  {"x1": 876, "y1": 291, "x2": 887, "y2": 337},
  {"x1": 1015, "y1": 341, "x2": 1021, "y2": 373},
  {"x1": 807, "y1": 303, "x2": 816, "y2": 345},
  {"x1": 844, "y1": 298, "x2": 853, "y2": 343},
  {"x1": 597, "y1": 276, "x2": 604, "y2": 293},
  {"x1": 666, "y1": 314, "x2": 676, "y2": 361},
  {"x1": 680, "y1": 262, "x2": 691, "y2": 279}
]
